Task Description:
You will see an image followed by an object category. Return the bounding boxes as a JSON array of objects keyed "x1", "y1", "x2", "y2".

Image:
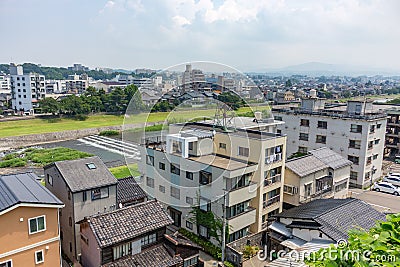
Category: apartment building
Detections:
[
  {"x1": 385, "y1": 109, "x2": 400, "y2": 156},
  {"x1": 0, "y1": 173, "x2": 64, "y2": 267},
  {"x1": 65, "y1": 74, "x2": 89, "y2": 94},
  {"x1": 284, "y1": 147, "x2": 351, "y2": 208},
  {"x1": 44, "y1": 157, "x2": 118, "y2": 263},
  {"x1": 0, "y1": 74, "x2": 10, "y2": 91},
  {"x1": 9, "y1": 63, "x2": 46, "y2": 114},
  {"x1": 45, "y1": 80, "x2": 66, "y2": 94},
  {"x1": 139, "y1": 114, "x2": 287, "y2": 245},
  {"x1": 182, "y1": 64, "x2": 206, "y2": 92},
  {"x1": 273, "y1": 98, "x2": 387, "y2": 188}
]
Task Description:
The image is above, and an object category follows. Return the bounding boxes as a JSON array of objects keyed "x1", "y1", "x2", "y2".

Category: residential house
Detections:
[
  {"x1": 0, "y1": 173, "x2": 64, "y2": 266},
  {"x1": 284, "y1": 147, "x2": 351, "y2": 208},
  {"x1": 117, "y1": 176, "x2": 147, "y2": 207},
  {"x1": 44, "y1": 156, "x2": 118, "y2": 263}
]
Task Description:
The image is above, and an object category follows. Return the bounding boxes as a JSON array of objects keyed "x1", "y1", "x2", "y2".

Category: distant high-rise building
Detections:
[
  {"x1": 68, "y1": 63, "x2": 89, "y2": 72},
  {"x1": 181, "y1": 64, "x2": 206, "y2": 92}
]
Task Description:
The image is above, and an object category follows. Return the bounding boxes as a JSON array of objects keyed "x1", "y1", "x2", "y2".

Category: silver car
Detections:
[
  {"x1": 372, "y1": 182, "x2": 400, "y2": 196},
  {"x1": 383, "y1": 176, "x2": 400, "y2": 187}
]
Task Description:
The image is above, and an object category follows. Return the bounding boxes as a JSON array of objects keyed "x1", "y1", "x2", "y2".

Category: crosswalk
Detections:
[{"x1": 77, "y1": 135, "x2": 141, "y2": 161}]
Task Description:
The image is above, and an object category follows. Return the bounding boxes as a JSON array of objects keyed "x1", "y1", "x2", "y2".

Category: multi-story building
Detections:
[
  {"x1": 9, "y1": 63, "x2": 46, "y2": 114},
  {"x1": 45, "y1": 80, "x2": 66, "y2": 94},
  {"x1": 139, "y1": 114, "x2": 287, "y2": 244},
  {"x1": 273, "y1": 98, "x2": 387, "y2": 188},
  {"x1": 181, "y1": 64, "x2": 206, "y2": 92},
  {"x1": 385, "y1": 109, "x2": 400, "y2": 156},
  {"x1": 0, "y1": 173, "x2": 64, "y2": 266},
  {"x1": 65, "y1": 74, "x2": 89, "y2": 94},
  {"x1": 283, "y1": 147, "x2": 351, "y2": 208},
  {"x1": 44, "y1": 156, "x2": 118, "y2": 263},
  {"x1": 0, "y1": 73, "x2": 10, "y2": 91}
]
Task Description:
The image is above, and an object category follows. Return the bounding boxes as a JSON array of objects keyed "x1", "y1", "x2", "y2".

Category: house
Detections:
[
  {"x1": 0, "y1": 173, "x2": 64, "y2": 266},
  {"x1": 44, "y1": 156, "x2": 118, "y2": 263},
  {"x1": 275, "y1": 90, "x2": 296, "y2": 104},
  {"x1": 80, "y1": 200, "x2": 199, "y2": 267},
  {"x1": 283, "y1": 147, "x2": 352, "y2": 208},
  {"x1": 141, "y1": 89, "x2": 160, "y2": 106},
  {"x1": 267, "y1": 198, "x2": 386, "y2": 256},
  {"x1": 117, "y1": 176, "x2": 147, "y2": 207}
]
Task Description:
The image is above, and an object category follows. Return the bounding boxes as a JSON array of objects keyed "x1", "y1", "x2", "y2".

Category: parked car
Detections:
[
  {"x1": 383, "y1": 176, "x2": 400, "y2": 187},
  {"x1": 372, "y1": 182, "x2": 400, "y2": 196},
  {"x1": 388, "y1": 172, "x2": 400, "y2": 178},
  {"x1": 395, "y1": 155, "x2": 400, "y2": 164}
]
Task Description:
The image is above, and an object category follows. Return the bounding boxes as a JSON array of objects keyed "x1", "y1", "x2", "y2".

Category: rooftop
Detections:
[
  {"x1": 87, "y1": 200, "x2": 173, "y2": 247},
  {"x1": 309, "y1": 147, "x2": 352, "y2": 170},
  {"x1": 117, "y1": 176, "x2": 147, "y2": 204},
  {"x1": 46, "y1": 156, "x2": 117, "y2": 193},
  {"x1": 0, "y1": 172, "x2": 63, "y2": 213},
  {"x1": 189, "y1": 154, "x2": 256, "y2": 171}
]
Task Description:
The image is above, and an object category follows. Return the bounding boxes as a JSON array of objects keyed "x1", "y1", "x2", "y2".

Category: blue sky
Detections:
[{"x1": 0, "y1": 0, "x2": 399, "y2": 72}]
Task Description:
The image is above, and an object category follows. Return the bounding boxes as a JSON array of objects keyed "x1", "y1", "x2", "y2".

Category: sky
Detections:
[{"x1": 0, "y1": 0, "x2": 399, "y2": 72}]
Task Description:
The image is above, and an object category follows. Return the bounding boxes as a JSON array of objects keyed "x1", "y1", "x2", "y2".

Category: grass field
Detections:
[
  {"x1": 109, "y1": 164, "x2": 140, "y2": 179},
  {"x1": 0, "y1": 105, "x2": 269, "y2": 138}
]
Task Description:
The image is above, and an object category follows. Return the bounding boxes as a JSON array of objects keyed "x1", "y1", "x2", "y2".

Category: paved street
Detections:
[{"x1": 350, "y1": 189, "x2": 400, "y2": 213}]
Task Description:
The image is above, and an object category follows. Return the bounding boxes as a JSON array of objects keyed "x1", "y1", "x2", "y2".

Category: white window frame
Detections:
[
  {"x1": 0, "y1": 259, "x2": 12, "y2": 267},
  {"x1": 28, "y1": 215, "x2": 46, "y2": 235},
  {"x1": 35, "y1": 249, "x2": 44, "y2": 264}
]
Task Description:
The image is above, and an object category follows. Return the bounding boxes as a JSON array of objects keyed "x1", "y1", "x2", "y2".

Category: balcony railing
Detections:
[
  {"x1": 264, "y1": 174, "x2": 281, "y2": 187},
  {"x1": 265, "y1": 153, "x2": 283, "y2": 164},
  {"x1": 263, "y1": 195, "x2": 280, "y2": 209}
]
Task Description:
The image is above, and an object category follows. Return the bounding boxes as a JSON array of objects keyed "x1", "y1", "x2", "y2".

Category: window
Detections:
[
  {"x1": 367, "y1": 156, "x2": 372, "y2": 165},
  {"x1": 186, "y1": 171, "x2": 193, "y2": 180},
  {"x1": 35, "y1": 250, "x2": 44, "y2": 264},
  {"x1": 370, "y1": 125, "x2": 375, "y2": 133},
  {"x1": 113, "y1": 242, "x2": 131, "y2": 260},
  {"x1": 171, "y1": 186, "x2": 180, "y2": 199},
  {"x1": 23, "y1": 95, "x2": 26, "y2": 98},
  {"x1": 199, "y1": 198, "x2": 211, "y2": 212},
  {"x1": 146, "y1": 177, "x2": 154, "y2": 188},
  {"x1": 91, "y1": 187, "x2": 109, "y2": 200},
  {"x1": 170, "y1": 164, "x2": 180, "y2": 175},
  {"x1": 349, "y1": 140, "x2": 361, "y2": 149},
  {"x1": 141, "y1": 233, "x2": 156, "y2": 246},
  {"x1": 0, "y1": 260, "x2": 12, "y2": 267},
  {"x1": 186, "y1": 196, "x2": 194, "y2": 205},
  {"x1": 226, "y1": 201, "x2": 249, "y2": 218},
  {"x1": 299, "y1": 133, "x2": 309, "y2": 141},
  {"x1": 368, "y1": 141, "x2": 373, "y2": 149},
  {"x1": 304, "y1": 183, "x2": 312, "y2": 197},
  {"x1": 159, "y1": 162, "x2": 165, "y2": 170},
  {"x1": 81, "y1": 233, "x2": 89, "y2": 245},
  {"x1": 68, "y1": 191, "x2": 71, "y2": 200},
  {"x1": 86, "y1": 163, "x2": 96, "y2": 169},
  {"x1": 374, "y1": 139, "x2": 380, "y2": 144},
  {"x1": 29, "y1": 216, "x2": 46, "y2": 234},
  {"x1": 238, "y1": 146, "x2": 249, "y2": 157},
  {"x1": 228, "y1": 227, "x2": 248, "y2": 243},
  {"x1": 274, "y1": 116, "x2": 282, "y2": 121},
  {"x1": 69, "y1": 242, "x2": 72, "y2": 253},
  {"x1": 317, "y1": 121, "x2": 327, "y2": 129},
  {"x1": 219, "y1": 143, "x2": 227, "y2": 149},
  {"x1": 198, "y1": 225, "x2": 210, "y2": 239},
  {"x1": 350, "y1": 124, "x2": 362, "y2": 133},
  {"x1": 82, "y1": 191, "x2": 87, "y2": 202},
  {"x1": 373, "y1": 154, "x2": 378, "y2": 160},
  {"x1": 350, "y1": 171, "x2": 358, "y2": 180},
  {"x1": 184, "y1": 255, "x2": 199, "y2": 267},
  {"x1": 365, "y1": 171, "x2": 371, "y2": 180},
  {"x1": 335, "y1": 181, "x2": 348, "y2": 192},
  {"x1": 316, "y1": 135, "x2": 326, "y2": 144},
  {"x1": 159, "y1": 185, "x2": 165, "y2": 193},
  {"x1": 186, "y1": 221, "x2": 193, "y2": 230},
  {"x1": 47, "y1": 174, "x2": 53, "y2": 186},
  {"x1": 348, "y1": 155, "x2": 359, "y2": 165},
  {"x1": 146, "y1": 155, "x2": 154, "y2": 166},
  {"x1": 69, "y1": 217, "x2": 72, "y2": 227},
  {"x1": 283, "y1": 185, "x2": 298, "y2": 195},
  {"x1": 377, "y1": 124, "x2": 382, "y2": 129},
  {"x1": 300, "y1": 119, "x2": 309, "y2": 127},
  {"x1": 298, "y1": 146, "x2": 307, "y2": 154},
  {"x1": 188, "y1": 142, "x2": 193, "y2": 150},
  {"x1": 199, "y1": 171, "x2": 212, "y2": 185}
]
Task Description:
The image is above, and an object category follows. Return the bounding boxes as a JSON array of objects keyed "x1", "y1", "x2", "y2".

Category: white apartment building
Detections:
[
  {"x1": 65, "y1": 74, "x2": 89, "y2": 94},
  {"x1": 10, "y1": 63, "x2": 46, "y2": 114},
  {"x1": 138, "y1": 114, "x2": 287, "y2": 244},
  {"x1": 182, "y1": 64, "x2": 206, "y2": 92},
  {"x1": 273, "y1": 98, "x2": 387, "y2": 188},
  {"x1": 45, "y1": 79, "x2": 66, "y2": 94},
  {"x1": 0, "y1": 74, "x2": 10, "y2": 91}
]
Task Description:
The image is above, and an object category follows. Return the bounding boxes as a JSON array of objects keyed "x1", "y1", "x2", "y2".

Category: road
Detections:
[{"x1": 350, "y1": 189, "x2": 400, "y2": 213}]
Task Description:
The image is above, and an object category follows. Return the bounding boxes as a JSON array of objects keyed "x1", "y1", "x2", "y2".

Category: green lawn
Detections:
[
  {"x1": 0, "y1": 105, "x2": 270, "y2": 138},
  {"x1": 109, "y1": 164, "x2": 140, "y2": 179}
]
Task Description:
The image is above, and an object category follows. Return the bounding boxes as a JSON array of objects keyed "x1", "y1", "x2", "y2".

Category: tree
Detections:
[
  {"x1": 217, "y1": 92, "x2": 245, "y2": 110},
  {"x1": 38, "y1": 97, "x2": 60, "y2": 115},
  {"x1": 285, "y1": 79, "x2": 292, "y2": 88},
  {"x1": 305, "y1": 213, "x2": 400, "y2": 267},
  {"x1": 124, "y1": 84, "x2": 143, "y2": 113}
]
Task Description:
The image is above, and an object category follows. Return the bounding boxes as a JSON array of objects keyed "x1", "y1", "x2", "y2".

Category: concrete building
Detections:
[
  {"x1": 9, "y1": 63, "x2": 46, "y2": 114},
  {"x1": 45, "y1": 80, "x2": 66, "y2": 94},
  {"x1": 44, "y1": 157, "x2": 118, "y2": 263},
  {"x1": 0, "y1": 173, "x2": 64, "y2": 267},
  {"x1": 182, "y1": 64, "x2": 206, "y2": 92},
  {"x1": 385, "y1": 109, "x2": 400, "y2": 156},
  {"x1": 68, "y1": 64, "x2": 89, "y2": 72},
  {"x1": 283, "y1": 147, "x2": 351, "y2": 208},
  {"x1": 0, "y1": 74, "x2": 10, "y2": 91},
  {"x1": 139, "y1": 113, "x2": 287, "y2": 245},
  {"x1": 65, "y1": 74, "x2": 89, "y2": 94},
  {"x1": 273, "y1": 98, "x2": 387, "y2": 188}
]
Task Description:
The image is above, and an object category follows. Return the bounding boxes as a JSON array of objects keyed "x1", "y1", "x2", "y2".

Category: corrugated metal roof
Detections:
[
  {"x1": 309, "y1": 147, "x2": 352, "y2": 169},
  {"x1": 285, "y1": 155, "x2": 327, "y2": 177},
  {"x1": 0, "y1": 172, "x2": 63, "y2": 212}
]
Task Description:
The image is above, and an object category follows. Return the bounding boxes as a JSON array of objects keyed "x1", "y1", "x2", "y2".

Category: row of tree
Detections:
[{"x1": 39, "y1": 85, "x2": 144, "y2": 115}]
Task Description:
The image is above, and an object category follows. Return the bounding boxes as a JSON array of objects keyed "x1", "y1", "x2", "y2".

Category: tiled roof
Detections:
[
  {"x1": 88, "y1": 200, "x2": 173, "y2": 247},
  {"x1": 47, "y1": 156, "x2": 117, "y2": 192},
  {"x1": 164, "y1": 232, "x2": 202, "y2": 249},
  {"x1": 102, "y1": 244, "x2": 182, "y2": 267},
  {"x1": 117, "y1": 177, "x2": 147, "y2": 204},
  {"x1": 309, "y1": 147, "x2": 352, "y2": 169},
  {"x1": 0, "y1": 172, "x2": 63, "y2": 213},
  {"x1": 285, "y1": 155, "x2": 327, "y2": 177}
]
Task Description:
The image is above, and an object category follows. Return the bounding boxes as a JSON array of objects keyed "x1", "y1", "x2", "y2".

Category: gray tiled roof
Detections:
[
  {"x1": 48, "y1": 156, "x2": 117, "y2": 192},
  {"x1": 275, "y1": 199, "x2": 386, "y2": 242},
  {"x1": 285, "y1": 155, "x2": 327, "y2": 177},
  {"x1": 88, "y1": 200, "x2": 173, "y2": 247},
  {"x1": 0, "y1": 172, "x2": 63, "y2": 212},
  {"x1": 102, "y1": 244, "x2": 183, "y2": 267},
  {"x1": 309, "y1": 147, "x2": 352, "y2": 169},
  {"x1": 117, "y1": 177, "x2": 147, "y2": 204}
]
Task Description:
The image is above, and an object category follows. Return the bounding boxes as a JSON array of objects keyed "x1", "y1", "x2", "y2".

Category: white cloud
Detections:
[{"x1": 172, "y1": 15, "x2": 191, "y2": 27}]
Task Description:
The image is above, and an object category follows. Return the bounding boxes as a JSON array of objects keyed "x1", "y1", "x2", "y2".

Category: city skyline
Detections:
[{"x1": 0, "y1": 0, "x2": 399, "y2": 72}]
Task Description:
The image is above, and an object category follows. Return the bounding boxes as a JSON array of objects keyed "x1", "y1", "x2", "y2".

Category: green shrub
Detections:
[
  {"x1": 178, "y1": 228, "x2": 222, "y2": 260},
  {"x1": 224, "y1": 261, "x2": 235, "y2": 267},
  {"x1": 2, "y1": 153, "x2": 19, "y2": 161},
  {"x1": 47, "y1": 118, "x2": 62, "y2": 123},
  {"x1": 0, "y1": 157, "x2": 27, "y2": 168},
  {"x1": 99, "y1": 130, "x2": 120, "y2": 136},
  {"x1": 24, "y1": 147, "x2": 92, "y2": 166},
  {"x1": 73, "y1": 114, "x2": 88, "y2": 121},
  {"x1": 243, "y1": 245, "x2": 260, "y2": 259}
]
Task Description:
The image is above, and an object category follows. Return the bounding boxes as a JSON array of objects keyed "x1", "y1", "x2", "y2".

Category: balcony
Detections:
[
  {"x1": 227, "y1": 207, "x2": 256, "y2": 233},
  {"x1": 300, "y1": 187, "x2": 333, "y2": 204},
  {"x1": 264, "y1": 174, "x2": 281, "y2": 187},
  {"x1": 227, "y1": 182, "x2": 257, "y2": 207},
  {"x1": 265, "y1": 153, "x2": 283, "y2": 165},
  {"x1": 263, "y1": 194, "x2": 280, "y2": 209}
]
